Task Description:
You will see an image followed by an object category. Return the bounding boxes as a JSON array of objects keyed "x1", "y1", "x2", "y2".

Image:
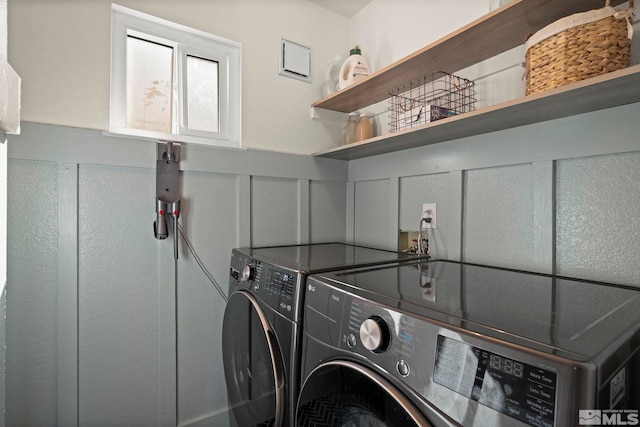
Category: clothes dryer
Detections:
[
  {"x1": 297, "y1": 260, "x2": 640, "y2": 426},
  {"x1": 222, "y1": 243, "x2": 427, "y2": 427}
]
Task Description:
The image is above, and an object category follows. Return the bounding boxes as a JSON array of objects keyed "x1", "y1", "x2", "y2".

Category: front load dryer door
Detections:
[
  {"x1": 297, "y1": 360, "x2": 432, "y2": 426},
  {"x1": 223, "y1": 290, "x2": 285, "y2": 427}
]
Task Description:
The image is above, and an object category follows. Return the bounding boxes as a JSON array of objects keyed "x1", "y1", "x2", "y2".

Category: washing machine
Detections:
[
  {"x1": 221, "y1": 243, "x2": 428, "y2": 427},
  {"x1": 297, "y1": 260, "x2": 640, "y2": 426}
]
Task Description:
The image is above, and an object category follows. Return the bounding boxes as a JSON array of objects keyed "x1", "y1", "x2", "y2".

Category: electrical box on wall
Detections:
[
  {"x1": 398, "y1": 230, "x2": 420, "y2": 252},
  {"x1": 279, "y1": 38, "x2": 311, "y2": 83},
  {"x1": 422, "y1": 203, "x2": 436, "y2": 229}
]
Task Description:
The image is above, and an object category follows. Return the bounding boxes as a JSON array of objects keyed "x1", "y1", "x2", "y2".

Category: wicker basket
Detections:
[{"x1": 525, "y1": 0, "x2": 635, "y2": 95}]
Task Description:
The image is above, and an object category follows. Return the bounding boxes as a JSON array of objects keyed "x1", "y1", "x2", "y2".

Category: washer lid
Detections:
[{"x1": 324, "y1": 260, "x2": 640, "y2": 359}]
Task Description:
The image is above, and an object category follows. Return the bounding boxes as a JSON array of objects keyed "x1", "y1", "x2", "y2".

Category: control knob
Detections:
[
  {"x1": 359, "y1": 316, "x2": 390, "y2": 353},
  {"x1": 241, "y1": 265, "x2": 255, "y2": 282}
]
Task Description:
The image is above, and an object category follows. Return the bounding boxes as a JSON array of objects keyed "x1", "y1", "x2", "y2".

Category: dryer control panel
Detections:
[{"x1": 229, "y1": 251, "x2": 301, "y2": 322}]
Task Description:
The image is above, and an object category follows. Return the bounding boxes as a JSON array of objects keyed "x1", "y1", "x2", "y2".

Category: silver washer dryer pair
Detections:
[
  {"x1": 222, "y1": 243, "x2": 428, "y2": 427},
  {"x1": 297, "y1": 260, "x2": 640, "y2": 426}
]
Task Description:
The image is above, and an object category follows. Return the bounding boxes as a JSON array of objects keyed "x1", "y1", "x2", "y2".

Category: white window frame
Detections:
[{"x1": 110, "y1": 4, "x2": 242, "y2": 147}]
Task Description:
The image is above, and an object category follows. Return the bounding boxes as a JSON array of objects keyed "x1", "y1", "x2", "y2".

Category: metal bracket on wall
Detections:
[{"x1": 154, "y1": 141, "x2": 181, "y2": 260}]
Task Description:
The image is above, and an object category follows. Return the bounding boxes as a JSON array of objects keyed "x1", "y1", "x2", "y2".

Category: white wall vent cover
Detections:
[
  {"x1": 279, "y1": 38, "x2": 311, "y2": 83},
  {"x1": 0, "y1": 57, "x2": 20, "y2": 134}
]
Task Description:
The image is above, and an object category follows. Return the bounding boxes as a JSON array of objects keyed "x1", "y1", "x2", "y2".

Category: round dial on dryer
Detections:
[
  {"x1": 359, "y1": 316, "x2": 390, "y2": 353},
  {"x1": 241, "y1": 265, "x2": 255, "y2": 282}
]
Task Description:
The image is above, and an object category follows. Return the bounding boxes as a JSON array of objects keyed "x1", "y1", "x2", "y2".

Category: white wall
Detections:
[
  {"x1": 348, "y1": 0, "x2": 638, "y2": 133},
  {"x1": 1, "y1": 0, "x2": 7, "y2": 289},
  {"x1": 1, "y1": 0, "x2": 9, "y2": 423},
  {"x1": 349, "y1": 0, "x2": 491, "y2": 73},
  {"x1": 1, "y1": 0, "x2": 7, "y2": 284},
  {"x1": 8, "y1": 0, "x2": 349, "y2": 154},
  {"x1": 347, "y1": 0, "x2": 519, "y2": 134},
  {"x1": 0, "y1": 0, "x2": 5, "y2": 54}
]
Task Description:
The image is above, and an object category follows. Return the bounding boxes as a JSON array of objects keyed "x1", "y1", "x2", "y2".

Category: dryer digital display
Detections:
[
  {"x1": 265, "y1": 268, "x2": 295, "y2": 300},
  {"x1": 434, "y1": 335, "x2": 557, "y2": 427}
]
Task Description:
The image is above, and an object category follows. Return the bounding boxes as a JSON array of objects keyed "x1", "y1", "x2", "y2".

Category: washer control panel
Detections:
[
  {"x1": 345, "y1": 297, "x2": 417, "y2": 360},
  {"x1": 434, "y1": 335, "x2": 557, "y2": 427}
]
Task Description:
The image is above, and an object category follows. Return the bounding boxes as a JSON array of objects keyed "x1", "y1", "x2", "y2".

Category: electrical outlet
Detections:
[{"x1": 421, "y1": 203, "x2": 437, "y2": 229}]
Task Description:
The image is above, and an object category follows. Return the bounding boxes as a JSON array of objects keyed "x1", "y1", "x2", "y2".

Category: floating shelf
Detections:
[
  {"x1": 312, "y1": 0, "x2": 627, "y2": 114},
  {"x1": 313, "y1": 65, "x2": 640, "y2": 160},
  {"x1": 312, "y1": 0, "x2": 632, "y2": 160}
]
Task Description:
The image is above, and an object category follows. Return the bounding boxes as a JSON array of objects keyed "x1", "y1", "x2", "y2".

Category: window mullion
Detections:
[{"x1": 174, "y1": 43, "x2": 184, "y2": 136}]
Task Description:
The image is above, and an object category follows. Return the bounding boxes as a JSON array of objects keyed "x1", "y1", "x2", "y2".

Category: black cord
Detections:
[
  {"x1": 176, "y1": 222, "x2": 229, "y2": 303},
  {"x1": 418, "y1": 217, "x2": 431, "y2": 255}
]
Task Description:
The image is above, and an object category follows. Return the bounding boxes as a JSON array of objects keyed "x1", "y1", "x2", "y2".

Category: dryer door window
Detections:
[
  {"x1": 297, "y1": 360, "x2": 431, "y2": 427},
  {"x1": 222, "y1": 290, "x2": 285, "y2": 427}
]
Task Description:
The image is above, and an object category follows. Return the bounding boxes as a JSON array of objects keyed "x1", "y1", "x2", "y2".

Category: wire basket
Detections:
[{"x1": 388, "y1": 72, "x2": 476, "y2": 133}]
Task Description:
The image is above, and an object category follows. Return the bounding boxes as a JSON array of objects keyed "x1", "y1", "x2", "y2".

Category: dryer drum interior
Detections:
[
  {"x1": 297, "y1": 360, "x2": 430, "y2": 427},
  {"x1": 222, "y1": 290, "x2": 284, "y2": 427}
]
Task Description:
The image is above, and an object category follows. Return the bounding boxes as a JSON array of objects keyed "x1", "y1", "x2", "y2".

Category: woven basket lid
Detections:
[{"x1": 525, "y1": 5, "x2": 633, "y2": 50}]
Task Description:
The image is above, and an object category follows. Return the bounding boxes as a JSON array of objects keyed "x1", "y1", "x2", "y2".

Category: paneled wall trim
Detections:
[
  {"x1": 57, "y1": 162, "x2": 79, "y2": 426},
  {"x1": 349, "y1": 102, "x2": 640, "y2": 284},
  {"x1": 7, "y1": 122, "x2": 348, "y2": 426},
  {"x1": 348, "y1": 102, "x2": 640, "y2": 182},
  {"x1": 9, "y1": 123, "x2": 348, "y2": 181}
]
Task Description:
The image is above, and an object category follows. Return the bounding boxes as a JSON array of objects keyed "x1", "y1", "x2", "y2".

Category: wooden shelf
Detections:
[
  {"x1": 313, "y1": 65, "x2": 640, "y2": 160},
  {"x1": 312, "y1": 0, "x2": 627, "y2": 114},
  {"x1": 311, "y1": 0, "x2": 633, "y2": 160}
]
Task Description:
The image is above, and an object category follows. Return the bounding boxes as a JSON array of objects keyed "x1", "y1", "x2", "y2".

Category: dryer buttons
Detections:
[
  {"x1": 397, "y1": 360, "x2": 410, "y2": 377},
  {"x1": 346, "y1": 333, "x2": 357, "y2": 348}
]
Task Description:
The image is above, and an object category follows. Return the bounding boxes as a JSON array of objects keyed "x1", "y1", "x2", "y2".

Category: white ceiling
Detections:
[{"x1": 307, "y1": 0, "x2": 373, "y2": 18}]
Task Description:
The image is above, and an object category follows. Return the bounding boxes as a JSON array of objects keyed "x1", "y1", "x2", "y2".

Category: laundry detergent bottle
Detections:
[{"x1": 338, "y1": 46, "x2": 370, "y2": 90}]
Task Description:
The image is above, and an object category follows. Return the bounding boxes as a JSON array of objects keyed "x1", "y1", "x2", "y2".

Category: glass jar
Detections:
[
  {"x1": 356, "y1": 114, "x2": 373, "y2": 141},
  {"x1": 342, "y1": 112, "x2": 359, "y2": 145}
]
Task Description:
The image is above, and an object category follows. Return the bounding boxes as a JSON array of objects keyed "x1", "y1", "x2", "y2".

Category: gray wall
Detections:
[
  {"x1": 7, "y1": 123, "x2": 347, "y2": 426},
  {"x1": 7, "y1": 159, "x2": 58, "y2": 426},
  {"x1": 6, "y1": 99, "x2": 640, "y2": 426},
  {"x1": 348, "y1": 101, "x2": 640, "y2": 285}
]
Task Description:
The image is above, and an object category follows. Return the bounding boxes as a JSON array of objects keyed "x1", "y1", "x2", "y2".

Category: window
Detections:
[{"x1": 110, "y1": 5, "x2": 241, "y2": 147}]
